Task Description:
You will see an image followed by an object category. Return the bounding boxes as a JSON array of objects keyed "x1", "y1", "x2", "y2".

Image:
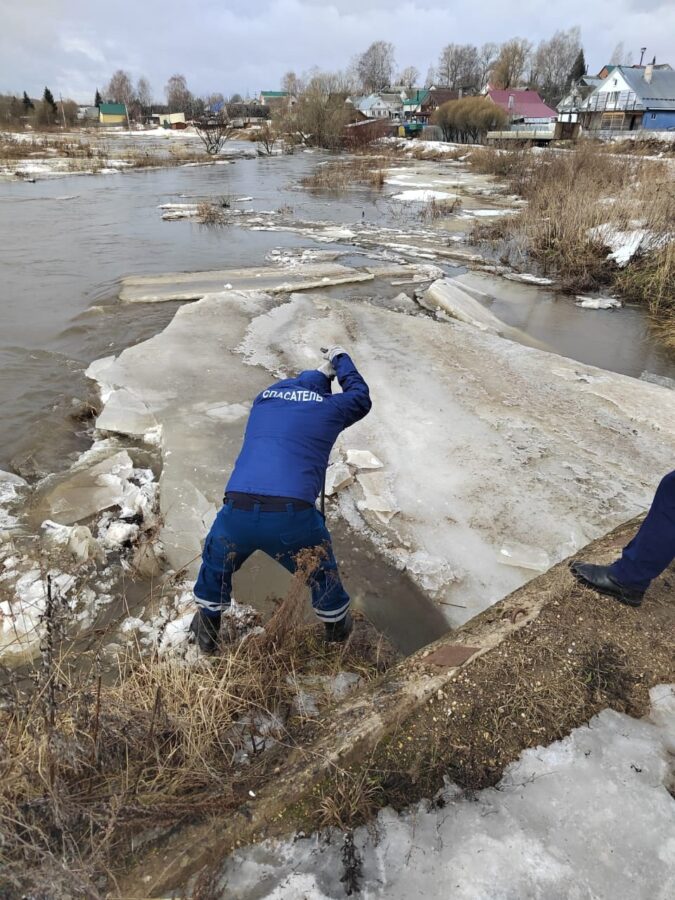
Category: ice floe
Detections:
[
  {"x1": 84, "y1": 274, "x2": 675, "y2": 625},
  {"x1": 576, "y1": 295, "x2": 623, "y2": 310},
  {"x1": 220, "y1": 685, "x2": 675, "y2": 900}
]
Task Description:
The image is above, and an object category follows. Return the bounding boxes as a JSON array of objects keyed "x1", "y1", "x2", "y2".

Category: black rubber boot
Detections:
[
  {"x1": 570, "y1": 562, "x2": 644, "y2": 608},
  {"x1": 324, "y1": 611, "x2": 353, "y2": 643},
  {"x1": 189, "y1": 609, "x2": 222, "y2": 653}
]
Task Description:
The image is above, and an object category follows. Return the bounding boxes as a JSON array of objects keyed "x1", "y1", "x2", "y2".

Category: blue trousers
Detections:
[
  {"x1": 609, "y1": 470, "x2": 675, "y2": 591},
  {"x1": 193, "y1": 501, "x2": 350, "y2": 623}
]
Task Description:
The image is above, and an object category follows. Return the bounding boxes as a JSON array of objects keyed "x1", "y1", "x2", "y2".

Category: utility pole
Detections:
[{"x1": 59, "y1": 93, "x2": 67, "y2": 128}]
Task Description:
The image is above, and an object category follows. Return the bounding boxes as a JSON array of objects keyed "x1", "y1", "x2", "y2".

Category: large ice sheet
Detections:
[
  {"x1": 88, "y1": 284, "x2": 675, "y2": 623},
  {"x1": 220, "y1": 684, "x2": 675, "y2": 900},
  {"x1": 119, "y1": 264, "x2": 373, "y2": 303},
  {"x1": 240, "y1": 292, "x2": 675, "y2": 622}
]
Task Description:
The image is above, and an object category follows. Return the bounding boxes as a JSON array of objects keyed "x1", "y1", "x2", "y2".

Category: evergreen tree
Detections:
[
  {"x1": 22, "y1": 91, "x2": 34, "y2": 111},
  {"x1": 95, "y1": 89, "x2": 102, "y2": 107},
  {"x1": 43, "y1": 86, "x2": 57, "y2": 113},
  {"x1": 569, "y1": 49, "x2": 586, "y2": 84}
]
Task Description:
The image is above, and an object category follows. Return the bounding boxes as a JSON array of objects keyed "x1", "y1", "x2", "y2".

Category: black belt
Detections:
[{"x1": 224, "y1": 492, "x2": 314, "y2": 512}]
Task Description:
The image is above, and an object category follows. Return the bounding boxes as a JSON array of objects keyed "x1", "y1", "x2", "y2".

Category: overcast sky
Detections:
[{"x1": 1, "y1": 0, "x2": 673, "y2": 103}]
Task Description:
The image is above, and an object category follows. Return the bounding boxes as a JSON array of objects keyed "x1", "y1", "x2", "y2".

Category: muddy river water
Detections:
[{"x1": 1, "y1": 142, "x2": 674, "y2": 653}]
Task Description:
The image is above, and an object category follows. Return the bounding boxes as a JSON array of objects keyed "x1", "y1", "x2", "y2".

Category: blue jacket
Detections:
[{"x1": 226, "y1": 353, "x2": 371, "y2": 504}]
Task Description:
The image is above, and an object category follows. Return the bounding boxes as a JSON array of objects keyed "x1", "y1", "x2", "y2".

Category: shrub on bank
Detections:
[{"x1": 433, "y1": 97, "x2": 508, "y2": 144}]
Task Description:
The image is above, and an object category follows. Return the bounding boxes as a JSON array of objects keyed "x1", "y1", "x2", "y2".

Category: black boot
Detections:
[
  {"x1": 570, "y1": 562, "x2": 644, "y2": 608},
  {"x1": 189, "y1": 609, "x2": 222, "y2": 653},
  {"x1": 324, "y1": 611, "x2": 353, "y2": 643}
]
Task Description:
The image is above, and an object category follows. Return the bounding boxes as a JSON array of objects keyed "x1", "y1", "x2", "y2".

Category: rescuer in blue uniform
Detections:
[
  {"x1": 190, "y1": 346, "x2": 371, "y2": 653},
  {"x1": 571, "y1": 470, "x2": 675, "y2": 607}
]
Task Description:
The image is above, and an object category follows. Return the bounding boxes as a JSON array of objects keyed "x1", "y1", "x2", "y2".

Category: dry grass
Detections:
[
  {"x1": 615, "y1": 241, "x2": 675, "y2": 328},
  {"x1": 419, "y1": 196, "x2": 462, "y2": 222},
  {"x1": 469, "y1": 143, "x2": 675, "y2": 298},
  {"x1": 196, "y1": 199, "x2": 229, "y2": 225},
  {"x1": 302, "y1": 156, "x2": 390, "y2": 193},
  {"x1": 0, "y1": 550, "x2": 393, "y2": 898}
]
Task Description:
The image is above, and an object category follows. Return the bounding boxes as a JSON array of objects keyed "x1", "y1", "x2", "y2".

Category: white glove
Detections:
[
  {"x1": 317, "y1": 359, "x2": 336, "y2": 380},
  {"x1": 323, "y1": 345, "x2": 348, "y2": 363}
]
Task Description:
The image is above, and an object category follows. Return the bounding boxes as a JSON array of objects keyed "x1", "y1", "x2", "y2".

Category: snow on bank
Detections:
[
  {"x1": 221, "y1": 684, "x2": 675, "y2": 899},
  {"x1": 85, "y1": 281, "x2": 675, "y2": 625},
  {"x1": 589, "y1": 224, "x2": 670, "y2": 267},
  {"x1": 391, "y1": 189, "x2": 458, "y2": 202}
]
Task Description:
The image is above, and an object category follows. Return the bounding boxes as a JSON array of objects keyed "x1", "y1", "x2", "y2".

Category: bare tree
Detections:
[
  {"x1": 476, "y1": 42, "x2": 499, "y2": 89},
  {"x1": 398, "y1": 66, "x2": 420, "y2": 90},
  {"x1": 491, "y1": 38, "x2": 533, "y2": 89},
  {"x1": 436, "y1": 44, "x2": 479, "y2": 91},
  {"x1": 106, "y1": 69, "x2": 135, "y2": 108},
  {"x1": 357, "y1": 41, "x2": 396, "y2": 92},
  {"x1": 254, "y1": 121, "x2": 279, "y2": 156},
  {"x1": 165, "y1": 73, "x2": 194, "y2": 115},
  {"x1": 294, "y1": 70, "x2": 352, "y2": 149},
  {"x1": 424, "y1": 65, "x2": 437, "y2": 88},
  {"x1": 205, "y1": 92, "x2": 225, "y2": 111},
  {"x1": 281, "y1": 71, "x2": 303, "y2": 97},
  {"x1": 136, "y1": 77, "x2": 153, "y2": 110},
  {"x1": 532, "y1": 27, "x2": 582, "y2": 102},
  {"x1": 609, "y1": 41, "x2": 632, "y2": 66},
  {"x1": 194, "y1": 111, "x2": 234, "y2": 154}
]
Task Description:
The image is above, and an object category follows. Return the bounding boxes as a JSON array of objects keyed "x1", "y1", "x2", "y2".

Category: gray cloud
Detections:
[{"x1": 0, "y1": 0, "x2": 673, "y2": 102}]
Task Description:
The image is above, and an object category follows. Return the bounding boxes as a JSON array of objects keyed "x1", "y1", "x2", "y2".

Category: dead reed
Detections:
[
  {"x1": 468, "y1": 143, "x2": 675, "y2": 300},
  {"x1": 301, "y1": 156, "x2": 389, "y2": 193},
  {"x1": 0, "y1": 549, "x2": 390, "y2": 898}
]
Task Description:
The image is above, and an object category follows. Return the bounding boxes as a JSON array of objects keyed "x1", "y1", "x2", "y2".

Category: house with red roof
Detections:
[{"x1": 486, "y1": 89, "x2": 558, "y2": 127}]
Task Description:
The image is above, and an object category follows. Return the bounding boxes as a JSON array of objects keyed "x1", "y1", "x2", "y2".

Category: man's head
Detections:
[{"x1": 294, "y1": 369, "x2": 333, "y2": 395}]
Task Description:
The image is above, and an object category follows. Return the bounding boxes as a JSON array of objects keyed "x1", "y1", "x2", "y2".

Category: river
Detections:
[{"x1": 1, "y1": 141, "x2": 674, "y2": 653}]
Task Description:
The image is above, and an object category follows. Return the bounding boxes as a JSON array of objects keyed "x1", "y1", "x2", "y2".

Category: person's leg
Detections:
[
  {"x1": 609, "y1": 470, "x2": 675, "y2": 590},
  {"x1": 264, "y1": 507, "x2": 351, "y2": 637},
  {"x1": 192, "y1": 504, "x2": 251, "y2": 651}
]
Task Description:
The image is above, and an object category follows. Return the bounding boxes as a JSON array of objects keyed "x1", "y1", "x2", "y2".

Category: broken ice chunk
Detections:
[
  {"x1": 42, "y1": 520, "x2": 102, "y2": 563},
  {"x1": 499, "y1": 541, "x2": 551, "y2": 572},
  {"x1": 346, "y1": 450, "x2": 383, "y2": 470},
  {"x1": 101, "y1": 520, "x2": 140, "y2": 550},
  {"x1": 38, "y1": 450, "x2": 134, "y2": 525},
  {"x1": 356, "y1": 471, "x2": 398, "y2": 525},
  {"x1": 325, "y1": 461, "x2": 354, "y2": 496},
  {"x1": 404, "y1": 550, "x2": 460, "y2": 599},
  {"x1": 575, "y1": 296, "x2": 622, "y2": 310}
]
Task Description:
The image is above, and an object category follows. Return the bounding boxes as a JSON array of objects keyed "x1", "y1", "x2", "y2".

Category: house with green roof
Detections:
[
  {"x1": 258, "y1": 90, "x2": 295, "y2": 114},
  {"x1": 99, "y1": 102, "x2": 127, "y2": 125}
]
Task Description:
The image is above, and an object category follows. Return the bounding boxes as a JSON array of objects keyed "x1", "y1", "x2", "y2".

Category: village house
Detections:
[
  {"x1": 486, "y1": 89, "x2": 558, "y2": 129},
  {"x1": 350, "y1": 92, "x2": 403, "y2": 119},
  {"x1": 98, "y1": 102, "x2": 126, "y2": 125},
  {"x1": 258, "y1": 90, "x2": 294, "y2": 113},
  {"x1": 150, "y1": 111, "x2": 187, "y2": 128},
  {"x1": 579, "y1": 63, "x2": 675, "y2": 133},
  {"x1": 77, "y1": 105, "x2": 99, "y2": 122},
  {"x1": 421, "y1": 87, "x2": 461, "y2": 121},
  {"x1": 557, "y1": 75, "x2": 603, "y2": 122}
]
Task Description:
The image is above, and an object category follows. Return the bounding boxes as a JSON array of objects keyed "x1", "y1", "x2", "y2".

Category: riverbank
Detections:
[
  {"x1": 0, "y1": 128, "x2": 255, "y2": 180},
  {"x1": 113, "y1": 516, "x2": 675, "y2": 896},
  {"x1": 382, "y1": 138, "x2": 674, "y2": 343}
]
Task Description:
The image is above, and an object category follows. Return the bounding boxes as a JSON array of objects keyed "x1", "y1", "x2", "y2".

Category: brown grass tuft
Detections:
[
  {"x1": 0, "y1": 549, "x2": 394, "y2": 897},
  {"x1": 301, "y1": 156, "x2": 389, "y2": 193}
]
